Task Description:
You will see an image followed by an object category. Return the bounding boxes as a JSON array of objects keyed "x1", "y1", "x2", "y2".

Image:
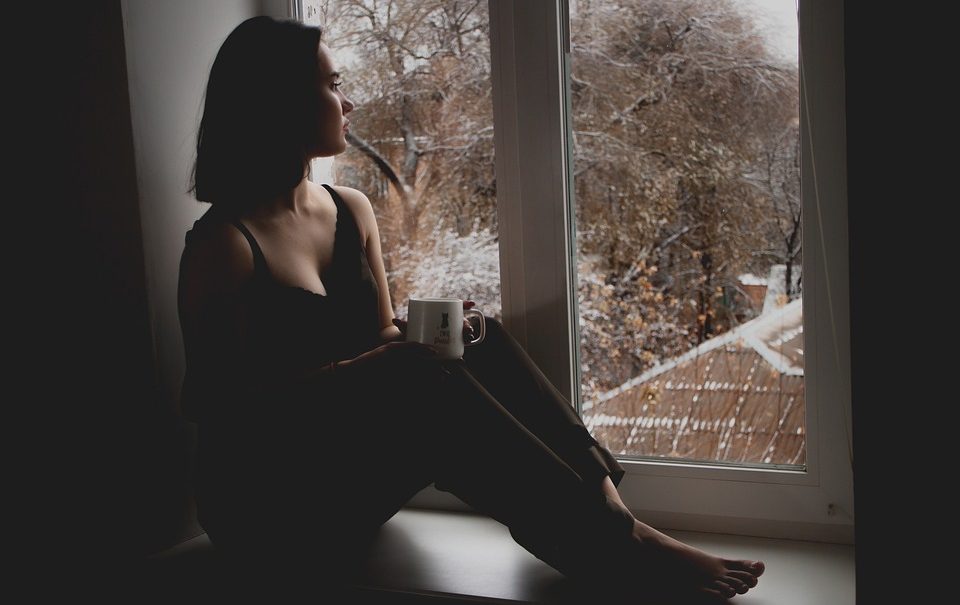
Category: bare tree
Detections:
[
  {"x1": 570, "y1": 0, "x2": 800, "y2": 393},
  {"x1": 323, "y1": 0, "x2": 494, "y2": 242},
  {"x1": 745, "y1": 121, "x2": 802, "y2": 298}
]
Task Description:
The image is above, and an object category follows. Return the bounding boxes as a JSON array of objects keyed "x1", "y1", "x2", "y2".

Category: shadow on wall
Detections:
[{"x1": 43, "y1": 1, "x2": 201, "y2": 561}]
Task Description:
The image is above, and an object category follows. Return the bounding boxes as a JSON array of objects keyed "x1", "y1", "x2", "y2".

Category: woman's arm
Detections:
[
  {"x1": 332, "y1": 186, "x2": 403, "y2": 342},
  {"x1": 177, "y1": 221, "x2": 259, "y2": 420}
]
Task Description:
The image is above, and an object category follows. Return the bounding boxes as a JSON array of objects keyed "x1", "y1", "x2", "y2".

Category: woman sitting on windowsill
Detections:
[{"x1": 176, "y1": 15, "x2": 765, "y2": 601}]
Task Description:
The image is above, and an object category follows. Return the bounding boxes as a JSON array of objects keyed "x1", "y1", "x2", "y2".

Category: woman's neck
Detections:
[{"x1": 252, "y1": 178, "x2": 314, "y2": 219}]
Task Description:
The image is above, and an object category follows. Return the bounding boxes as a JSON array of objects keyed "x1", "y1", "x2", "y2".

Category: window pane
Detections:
[
  {"x1": 311, "y1": 0, "x2": 501, "y2": 320},
  {"x1": 571, "y1": 0, "x2": 803, "y2": 467}
]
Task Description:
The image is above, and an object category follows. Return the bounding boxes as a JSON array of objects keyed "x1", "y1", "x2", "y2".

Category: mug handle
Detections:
[{"x1": 464, "y1": 309, "x2": 486, "y2": 346}]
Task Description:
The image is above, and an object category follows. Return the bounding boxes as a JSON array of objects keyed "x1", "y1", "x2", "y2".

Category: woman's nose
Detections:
[{"x1": 342, "y1": 95, "x2": 355, "y2": 114}]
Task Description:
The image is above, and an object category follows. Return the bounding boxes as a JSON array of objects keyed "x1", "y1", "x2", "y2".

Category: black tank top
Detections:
[
  {"x1": 182, "y1": 184, "x2": 382, "y2": 422},
  {"x1": 232, "y1": 184, "x2": 381, "y2": 375}
]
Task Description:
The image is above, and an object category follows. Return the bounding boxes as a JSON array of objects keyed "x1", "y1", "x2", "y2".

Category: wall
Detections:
[
  {"x1": 843, "y1": 5, "x2": 947, "y2": 603},
  {"x1": 34, "y1": 0, "x2": 292, "y2": 565}
]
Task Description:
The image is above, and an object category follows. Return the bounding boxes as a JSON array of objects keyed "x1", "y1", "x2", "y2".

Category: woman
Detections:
[{"x1": 178, "y1": 15, "x2": 764, "y2": 601}]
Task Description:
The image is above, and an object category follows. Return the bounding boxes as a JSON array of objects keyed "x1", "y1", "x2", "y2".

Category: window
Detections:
[
  {"x1": 294, "y1": 0, "x2": 853, "y2": 543},
  {"x1": 571, "y1": 0, "x2": 805, "y2": 469}
]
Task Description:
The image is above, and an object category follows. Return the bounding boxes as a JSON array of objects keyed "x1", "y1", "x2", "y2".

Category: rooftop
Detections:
[{"x1": 584, "y1": 297, "x2": 805, "y2": 465}]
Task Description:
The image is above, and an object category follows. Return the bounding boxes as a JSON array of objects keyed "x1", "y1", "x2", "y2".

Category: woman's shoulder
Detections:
[
  {"x1": 185, "y1": 205, "x2": 235, "y2": 243},
  {"x1": 184, "y1": 207, "x2": 251, "y2": 260},
  {"x1": 324, "y1": 184, "x2": 377, "y2": 239},
  {"x1": 325, "y1": 184, "x2": 372, "y2": 211},
  {"x1": 179, "y1": 211, "x2": 255, "y2": 314}
]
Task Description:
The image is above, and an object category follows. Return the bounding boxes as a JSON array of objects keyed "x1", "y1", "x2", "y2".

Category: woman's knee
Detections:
[
  {"x1": 474, "y1": 316, "x2": 505, "y2": 347},
  {"x1": 484, "y1": 316, "x2": 505, "y2": 334},
  {"x1": 462, "y1": 317, "x2": 509, "y2": 364}
]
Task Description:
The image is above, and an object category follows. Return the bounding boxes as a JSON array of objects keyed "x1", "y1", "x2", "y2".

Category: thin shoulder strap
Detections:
[
  {"x1": 321, "y1": 183, "x2": 339, "y2": 203},
  {"x1": 231, "y1": 220, "x2": 270, "y2": 279},
  {"x1": 321, "y1": 183, "x2": 365, "y2": 282},
  {"x1": 321, "y1": 184, "x2": 357, "y2": 233},
  {"x1": 322, "y1": 183, "x2": 365, "y2": 250}
]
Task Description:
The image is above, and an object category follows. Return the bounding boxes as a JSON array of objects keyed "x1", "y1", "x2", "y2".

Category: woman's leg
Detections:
[
  {"x1": 460, "y1": 318, "x2": 623, "y2": 490},
  {"x1": 457, "y1": 319, "x2": 766, "y2": 600},
  {"x1": 336, "y1": 347, "x2": 764, "y2": 601},
  {"x1": 335, "y1": 350, "x2": 636, "y2": 589}
]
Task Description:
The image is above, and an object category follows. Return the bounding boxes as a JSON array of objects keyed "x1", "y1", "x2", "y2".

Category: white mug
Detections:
[{"x1": 406, "y1": 297, "x2": 486, "y2": 360}]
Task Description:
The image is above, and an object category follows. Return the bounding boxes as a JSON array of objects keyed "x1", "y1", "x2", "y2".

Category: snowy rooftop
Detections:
[{"x1": 583, "y1": 298, "x2": 804, "y2": 466}]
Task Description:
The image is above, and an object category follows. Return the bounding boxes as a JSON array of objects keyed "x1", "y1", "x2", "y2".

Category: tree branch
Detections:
[{"x1": 346, "y1": 131, "x2": 411, "y2": 204}]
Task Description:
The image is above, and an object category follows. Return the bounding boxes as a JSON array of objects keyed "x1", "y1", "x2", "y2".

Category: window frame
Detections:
[
  {"x1": 293, "y1": 0, "x2": 854, "y2": 544},
  {"x1": 489, "y1": 0, "x2": 852, "y2": 544}
]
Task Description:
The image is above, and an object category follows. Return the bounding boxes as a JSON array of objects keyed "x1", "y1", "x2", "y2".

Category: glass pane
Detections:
[
  {"x1": 571, "y1": 0, "x2": 803, "y2": 467},
  {"x1": 310, "y1": 0, "x2": 501, "y2": 321}
]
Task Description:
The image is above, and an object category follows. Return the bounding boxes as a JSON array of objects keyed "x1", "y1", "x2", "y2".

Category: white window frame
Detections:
[{"x1": 291, "y1": 0, "x2": 853, "y2": 544}]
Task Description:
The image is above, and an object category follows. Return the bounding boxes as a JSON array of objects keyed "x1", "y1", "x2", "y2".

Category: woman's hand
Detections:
[
  {"x1": 380, "y1": 323, "x2": 404, "y2": 343},
  {"x1": 390, "y1": 316, "x2": 408, "y2": 338},
  {"x1": 461, "y1": 300, "x2": 477, "y2": 342},
  {"x1": 336, "y1": 339, "x2": 438, "y2": 375}
]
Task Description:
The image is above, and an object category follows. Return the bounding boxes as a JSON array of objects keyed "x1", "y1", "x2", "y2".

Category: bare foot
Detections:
[
  {"x1": 596, "y1": 478, "x2": 764, "y2": 599},
  {"x1": 624, "y1": 517, "x2": 765, "y2": 600},
  {"x1": 514, "y1": 489, "x2": 764, "y2": 601}
]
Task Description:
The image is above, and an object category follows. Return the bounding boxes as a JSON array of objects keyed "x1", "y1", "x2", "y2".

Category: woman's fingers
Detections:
[
  {"x1": 462, "y1": 317, "x2": 475, "y2": 339},
  {"x1": 462, "y1": 301, "x2": 477, "y2": 339}
]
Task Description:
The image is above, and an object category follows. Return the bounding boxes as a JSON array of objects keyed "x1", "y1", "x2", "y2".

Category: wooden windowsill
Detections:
[{"x1": 147, "y1": 507, "x2": 855, "y2": 604}]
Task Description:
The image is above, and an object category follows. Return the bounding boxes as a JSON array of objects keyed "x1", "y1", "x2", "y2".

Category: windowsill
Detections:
[{"x1": 148, "y1": 507, "x2": 855, "y2": 604}]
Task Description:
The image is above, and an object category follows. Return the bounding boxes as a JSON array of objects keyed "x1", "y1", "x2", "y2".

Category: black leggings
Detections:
[{"x1": 200, "y1": 318, "x2": 633, "y2": 586}]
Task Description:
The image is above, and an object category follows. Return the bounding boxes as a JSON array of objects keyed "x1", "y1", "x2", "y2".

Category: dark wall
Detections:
[
  {"x1": 35, "y1": 1, "x2": 197, "y2": 567},
  {"x1": 844, "y1": 12, "x2": 871, "y2": 598},
  {"x1": 845, "y1": 5, "x2": 947, "y2": 604}
]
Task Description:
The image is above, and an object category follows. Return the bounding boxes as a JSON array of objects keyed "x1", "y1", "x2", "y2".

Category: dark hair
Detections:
[{"x1": 189, "y1": 16, "x2": 323, "y2": 211}]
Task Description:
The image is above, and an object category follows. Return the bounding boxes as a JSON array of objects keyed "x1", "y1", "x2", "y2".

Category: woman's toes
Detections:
[
  {"x1": 722, "y1": 575, "x2": 749, "y2": 594},
  {"x1": 712, "y1": 580, "x2": 737, "y2": 598},
  {"x1": 728, "y1": 570, "x2": 759, "y2": 587},
  {"x1": 727, "y1": 558, "x2": 765, "y2": 576}
]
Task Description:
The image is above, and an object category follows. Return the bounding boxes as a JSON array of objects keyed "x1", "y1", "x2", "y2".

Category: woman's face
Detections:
[{"x1": 312, "y1": 43, "x2": 355, "y2": 157}]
